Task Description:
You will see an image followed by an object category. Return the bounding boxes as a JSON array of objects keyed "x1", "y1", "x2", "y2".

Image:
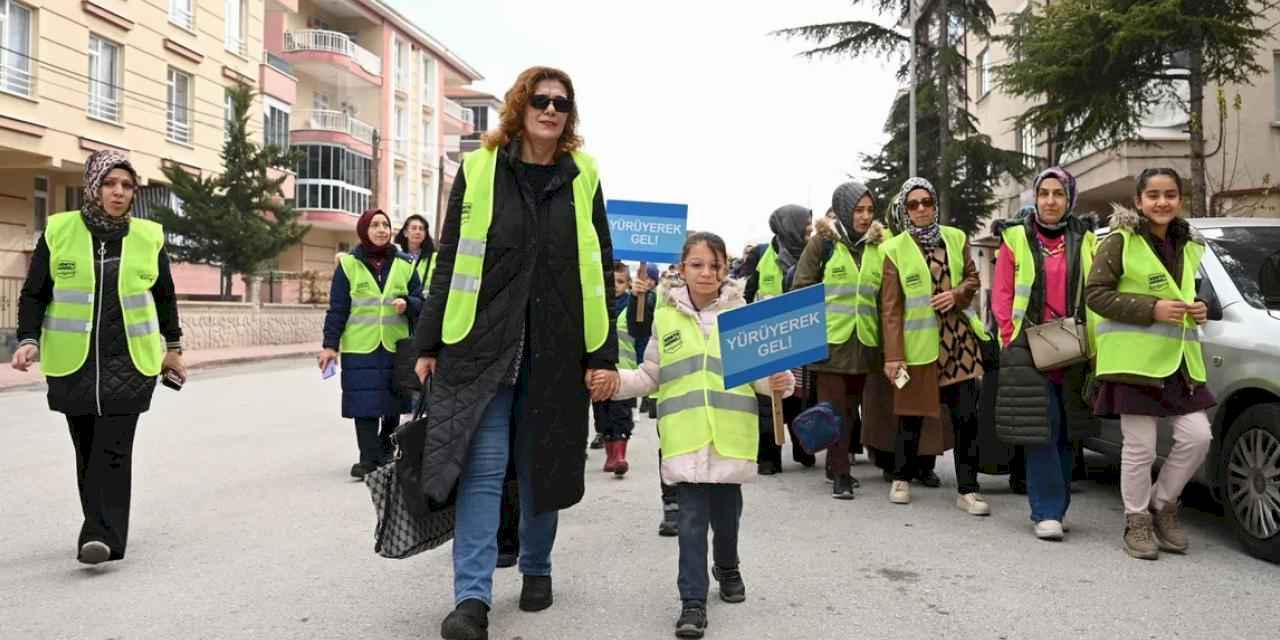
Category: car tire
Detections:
[{"x1": 1219, "y1": 402, "x2": 1280, "y2": 563}]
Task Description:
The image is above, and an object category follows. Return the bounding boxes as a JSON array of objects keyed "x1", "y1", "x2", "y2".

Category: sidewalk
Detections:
[{"x1": 0, "y1": 342, "x2": 316, "y2": 391}]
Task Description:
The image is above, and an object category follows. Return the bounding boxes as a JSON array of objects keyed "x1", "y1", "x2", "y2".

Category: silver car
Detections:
[{"x1": 1084, "y1": 218, "x2": 1280, "y2": 562}]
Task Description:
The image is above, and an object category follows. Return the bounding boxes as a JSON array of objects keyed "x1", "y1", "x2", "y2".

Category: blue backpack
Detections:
[{"x1": 792, "y1": 401, "x2": 842, "y2": 454}]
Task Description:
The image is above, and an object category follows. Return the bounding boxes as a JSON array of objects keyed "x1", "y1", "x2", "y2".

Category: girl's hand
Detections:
[
  {"x1": 1186, "y1": 301, "x2": 1209, "y2": 325},
  {"x1": 1153, "y1": 299, "x2": 1188, "y2": 324},
  {"x1": 586, "y1": 369, "x2": 620, "y2": 402},
  {"x1": 392, "y1": 298, "x2": 408, "y2": 314},
  {"x1": 768, "y1": 371, "x2": 790, "y2": 393}
]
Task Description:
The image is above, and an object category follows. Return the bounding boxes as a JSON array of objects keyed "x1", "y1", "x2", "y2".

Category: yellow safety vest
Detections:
[
  {"x1": 617, "y1": 310, "x2": 637, "y2": 369},
  {"x1": 338, "y1": 253, "x2": 413, "y2": 353},
  {"x1": 1094, "y1": 230, "x2": 1207, "y2": 382},
  {"x1": 41, "y1": 212, "x2": 165, "y2": 377},
  {"x1": 654, "y1": 303, "x2": 758, "y2": 461},
  {"x1": 823, "y1": 242, "x2": 859, "y2": 344},
  {"x1": 442, "y1": 146, "x2": 608, "y2": 352},
  {"x1": 757, "y1": 244, "x2": 784, "y2": 300},
  {"x1": 1001, "y1": 225, "x2": 1098, "y2": 351},
  {"x1": 854, "y1": 230, "x2": 893, "y2": 348},
  {"x1": 882, "y1": 226, "x2": 991, "y2": 366}
]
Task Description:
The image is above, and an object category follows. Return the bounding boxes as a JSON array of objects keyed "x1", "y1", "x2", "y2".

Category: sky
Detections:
[{"x1": 393, "y1": 0, "x2": 904, "y2": 256}]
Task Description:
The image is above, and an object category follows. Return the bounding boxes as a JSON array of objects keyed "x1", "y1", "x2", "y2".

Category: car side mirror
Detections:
[
  {"x1": 1197, "y1": 274, "x2": 1224, "y2": 322},
  {"x1": 1261, "y1": 251, "x2": 1280, "y2": 310}
]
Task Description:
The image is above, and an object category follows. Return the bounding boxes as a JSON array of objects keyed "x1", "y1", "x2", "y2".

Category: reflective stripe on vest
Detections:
[
  {"x1": 823, "y1": 242, "x2": 859, "y2": 344},
  {"x1": 853, "y1": 230, "x2": 892, "y2": 347},
  {"x1": 882, "y1": 226, "x2": 991, "y2": 366},
  {"x1": 443, "y1": 147, "x2": 608, "y2": 352},
  {"x1": 654, "y1": 304, "x2": 758, "y2": 461},
  {"x1": 617, "y1": 312, "x2": 637, "y2": 369},
  {"x1": 757, "y1": 244, "x2": 784, "y2": 300},
  {"x1": 1094, "y1": 230, "x2": 1207, "y2": 382},
  {"x1": 41, "y1": 212, "x2": 165, "y2": 377},
  {"x1": 338, "y1": 254, "x2": 413, "y2": 354},
  {"x1": 1001, "y1": 225, "x2": 1099, "y2": 347}
]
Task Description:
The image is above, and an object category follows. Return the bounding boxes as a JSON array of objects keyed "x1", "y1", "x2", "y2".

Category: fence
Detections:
[
  {"x1": 0, "y1": 276, "x2": 21, "y2": 330},
  {"x1": 260, "y1": 271, "x2": 333, "y2": 305}
]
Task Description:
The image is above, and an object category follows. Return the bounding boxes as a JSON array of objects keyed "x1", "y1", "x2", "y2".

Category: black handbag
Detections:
[
  {"x1": 393, "y1": 338, "x2": 421, "y2": 396},
  {"x1": 365, "y1": 384, "x2": 456, "y2": 559}
]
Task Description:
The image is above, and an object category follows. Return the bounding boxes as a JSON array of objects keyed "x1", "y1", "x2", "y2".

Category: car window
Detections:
[{"x1": 1202, "y1": 227, "x2": 1280, "y2": 309}]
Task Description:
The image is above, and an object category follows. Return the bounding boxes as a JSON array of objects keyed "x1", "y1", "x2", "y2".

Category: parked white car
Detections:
[{"x1": 1085, "y1": 218, "x2": 1280, "y2": 563}]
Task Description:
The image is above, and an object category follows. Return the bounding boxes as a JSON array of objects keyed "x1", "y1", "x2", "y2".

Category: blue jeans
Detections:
[
  {"x1": 1026, "y1": 382, "x2": 1073, "y2": 523},
  {"x1": 452, "y1": 383, "x2": 559, "y2": 607},
  {"x1": 677, "y1": 483, "x2": 742, "y2": 603}
]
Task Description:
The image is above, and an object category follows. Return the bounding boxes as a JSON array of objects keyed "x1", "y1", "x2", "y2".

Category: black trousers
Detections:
[
  {"x1": 894, "y1": 379, "x2": 980, "y2": 494},
  {"x1": 756, "y1": 395, "x2": 812, "y2": 466},
  {"x1": 592, "y1": 399, "x2": 634, "y2": 441},
  {"x1": 67, "y1": 413, "x2": 140, "y2": 560},
  {"x1": 353, "y1": 415, "x2": 398, "y2": 465}
]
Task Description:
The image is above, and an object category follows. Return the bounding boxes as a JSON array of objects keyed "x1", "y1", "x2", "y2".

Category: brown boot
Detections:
[
  {"x1": 1123, "y1": 513, "x2": 1159, "y2": 560},
  {"x1": 1152, "y1": 502, "x2": 1189, "y2": 553}
]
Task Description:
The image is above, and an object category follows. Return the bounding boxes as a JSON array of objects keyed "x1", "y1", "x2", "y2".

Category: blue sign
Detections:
[
  {"x1": 717, "y1": 285, "x2": 828, "y2": 390},
  {"x1": 605, "y1": 199, "x2": 688, "y2": 263}
]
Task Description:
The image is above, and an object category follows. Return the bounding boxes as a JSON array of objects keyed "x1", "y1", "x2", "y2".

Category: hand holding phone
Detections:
[
  {"x1": 322, "y1": 360, "x2": 338, "y2": 380},
  {"x1": 161, "y1": 368, "x2": 185, "y2": 391}
]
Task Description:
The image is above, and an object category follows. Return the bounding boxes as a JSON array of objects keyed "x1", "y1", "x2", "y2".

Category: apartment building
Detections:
[
  {"x1": 966, "y1": 0, "x2": 1280, "y2": 226},
  {"x1": 0, "y1": 0, "x2": 480, "y2": 307},
  {"x1": 441, "y1": 86, "x2": 501, "y2": 230}
]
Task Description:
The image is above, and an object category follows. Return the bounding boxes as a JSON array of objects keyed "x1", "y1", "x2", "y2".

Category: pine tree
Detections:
[{"x1": 151, "y1": 85, "x2": 307, "y2": 299}]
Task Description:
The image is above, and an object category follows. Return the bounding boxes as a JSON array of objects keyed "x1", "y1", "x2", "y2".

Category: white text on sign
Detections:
[
  {"x1": 609, "y1": 218, "x2": 683, "y2": 248},
  {"x1": 725, "y1": 311, "x2": 823, "y2": 357}
]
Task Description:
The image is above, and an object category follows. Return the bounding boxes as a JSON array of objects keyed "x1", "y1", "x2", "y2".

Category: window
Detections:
[
  {"x1": 169, "y1": 0, "x2": 194, "y2": 30},
  {"x1": 394, "y1": 106, "x2": 406, "y2": 157},
  {"x1": 313, "y1": 92, "x2": 330, "y2": 111},
  {"x1": 87, "y1": 35, "x2": 121, "y2": 122},
  {"x1": 420, "y1": 53, "x2": 436, "y2": 106},
  {"x1": 977, "y1": 47, "x2": 992, "y2": 98},
  {"x1": 224, "y1": 0, "x2": 245, "y2": 56},
  {"x1": 465, "y1": 106, "x2": 487, "y2": 140},
  {"x1": 264, "y1": 97, "x2": 290, "y2": 150},
  {"x1": 393, "y1": 173, "x2": 404, "y2": 208},
  {"x1": 292, "y1": 144, "x2": 372, "y2": 215},
  {"x1": 166, "y1": 67, "x2": 192, "y2": 144},
  {"x1": 224, "y1": 88, "x2": 235, "y2": 137},
  {"x1": 1274, "y1": 51, "x2": 1279, "y2": 122},
  {"x1": 33, "y1": 175, "x2": 47, "y2": 232},
  {"x1": 419, "y1": 176, "x2": 434, "y2": 213},
  {"x1": 0, "y1": 0, "x2": 34, "y2": 97},
  {"x1": 64, "y1": 185, "x2": 83, "y2": 211},
  {"x1": 1016, "y1": 126, "x2": 1038, "y2": 168},
  {"x1": 393, "y1": 36, "x2": 407, "y2": 93}
]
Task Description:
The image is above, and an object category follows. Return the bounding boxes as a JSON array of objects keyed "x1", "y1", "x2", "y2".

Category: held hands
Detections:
[
  {"x1": 586, "y1": 368, "x2": 621, "y2": 402},
  {"x1": 884, "y1": 360, "x2": 905, "y2": 383},
  {"x1": 415, "y1": 356, "x2": 437, "y2": 384},
  {"x1": 1186, "y1": 301, "x2": 1209, "y2": 325},
  {"x1": 162, "y1": 351, "x2": 188, "y2": 383},
  {"x1": 9, "y1": 343, "x2": 37, "y2": 372},
  {"x1": 930, "y1": 290, "x2": 956, "y2": 313},
  {"x1": 1153, "y1": 300, "x2": 1189, "y2": 324},
  {"x1": 317, "y1": 348, "x2": 339, "y2": 373},
  {"x1": 392, "y1": 298, "x2": 408, "y2": 315}
]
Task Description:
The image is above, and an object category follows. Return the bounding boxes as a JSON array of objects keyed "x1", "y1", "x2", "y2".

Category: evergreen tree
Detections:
[{"x1": 150, "y1": 85, "x2": 307, "y2": 299}]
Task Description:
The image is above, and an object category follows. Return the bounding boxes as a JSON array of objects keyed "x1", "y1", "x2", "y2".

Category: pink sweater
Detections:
[{"x1": 993, "y1": 227, "x2": 1068, "y2": 381}]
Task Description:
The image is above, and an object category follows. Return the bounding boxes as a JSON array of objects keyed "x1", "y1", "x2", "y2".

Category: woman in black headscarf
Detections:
[{"x1": 11, "y1": 149, "x2": 186, "y2": 565}]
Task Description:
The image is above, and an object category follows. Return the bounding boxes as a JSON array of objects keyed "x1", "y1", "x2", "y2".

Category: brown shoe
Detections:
[
  {"x1": 1152, "y1": 502, "x2": 1189, "y2": 553},
  {"x1": 1123, "y1": 513, "x2": 1159, "y2": 560}
]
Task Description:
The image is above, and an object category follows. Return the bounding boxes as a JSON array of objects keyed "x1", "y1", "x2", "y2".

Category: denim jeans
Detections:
[
  {"x1": 1025, "y1": 382, "x2": 1072, "y2": 523},
  {"x1": 452, "y1": 383, "x2": 559, "y2": 607},
  {"x1": 353, "y1": 415, "x2": 397, "y2": 465},
  {"x1": 677, "y1": 483, "x2": 742, "y2": 604}
]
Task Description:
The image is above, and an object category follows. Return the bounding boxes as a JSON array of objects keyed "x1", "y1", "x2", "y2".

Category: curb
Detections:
[{"x1": 0, "y1": 347, "x2": 315, "y2": 394}]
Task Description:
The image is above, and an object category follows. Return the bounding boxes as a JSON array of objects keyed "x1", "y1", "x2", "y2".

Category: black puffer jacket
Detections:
[
  {"x1": 414, "y1": 140, "x2": 616, "y2": 515},
  {"x1": 17, "y1": 226, "x2": 182, "y2": 416},
  {"x1": 993, "y1": 213, "x2": 1099, "y2": 445}
]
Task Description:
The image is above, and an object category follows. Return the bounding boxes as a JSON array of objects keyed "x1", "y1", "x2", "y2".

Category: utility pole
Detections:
[{"x1": 908, "y1": 0, "x2": 919, "y2": 178}]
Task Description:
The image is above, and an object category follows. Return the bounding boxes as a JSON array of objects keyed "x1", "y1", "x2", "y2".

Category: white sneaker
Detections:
[
  {"x1": 78, "y1": 541, "x2": 110, "y2": 565},
  {"x1": 1034, "y1": 520, "x2": 1065, "y2": 540},
  {"x1": 889, "y1": 480, "x2": 911, "y2": 504},
  {"x1": 956, "y1": 493, "x2": 991, "y2": 516}
]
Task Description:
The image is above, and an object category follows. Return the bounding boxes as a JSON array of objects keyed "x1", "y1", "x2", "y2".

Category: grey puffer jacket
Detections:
[{"x1": 992, "y1": 213, "x2": 1099, "y2": 445}]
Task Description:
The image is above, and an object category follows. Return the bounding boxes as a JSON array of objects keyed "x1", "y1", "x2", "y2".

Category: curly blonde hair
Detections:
[{"x1": 482, "y1": 66, "x2": 583, "y2": 155}]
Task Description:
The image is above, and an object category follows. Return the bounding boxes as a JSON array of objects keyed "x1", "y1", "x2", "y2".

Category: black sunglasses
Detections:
[
  {"x1": 905, "y1": 197, "x2": 935, "y2": 211},
  {"x1": 530, "y1": 94, "x2": 573, "y2": 113}
]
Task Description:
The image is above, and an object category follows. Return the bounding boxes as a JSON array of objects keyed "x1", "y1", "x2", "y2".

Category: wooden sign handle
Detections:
[
  {"x1": 635, "y1": 262, "x2": 647, "y2": 322},
  {"x1": 771, "y1": 389, "x2": 786, "y2": 446}
]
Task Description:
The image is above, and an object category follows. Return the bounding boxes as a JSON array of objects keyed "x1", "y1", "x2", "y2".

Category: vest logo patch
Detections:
[
  {"x1": 832, "y1": 266, "x2": 847, "y2": 279},
  {"x1": 1147, "y1": 273, "x2": 1169, "y2": 290},
  {"x1": 661, "y1": 330, "x2": 683, "y2": 354},
  {"x1": 138, "y1": 271, "x2": 156, "y2": 282},
  {"x1": 461, "y1": 202, "x2": 472, "y2": 225},
  {"x1": 55, "y1": 260, "x2": 76, "y2": 279},
  {"x1": 905, "y1": 273, "x2": 922, "y2": 288},
  {"x1": 355, "y1": 282, "x2": 374, "y2": 294}
]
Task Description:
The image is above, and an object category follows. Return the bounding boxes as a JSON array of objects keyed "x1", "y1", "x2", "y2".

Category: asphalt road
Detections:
[{"x1": 1, "y1": 359, "x2": 1275, "y2": 639}]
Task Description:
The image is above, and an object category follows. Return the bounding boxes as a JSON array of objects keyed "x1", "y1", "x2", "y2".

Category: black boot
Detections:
[
  {"x1": 440, "y1": 599, "x2": 489, "y2": 640},
  {"x1": 589, "y1": 433, "x2": 605, "y2": 450},
  {"x1": 712, "y1": 565, "x2": 746, "y2": 603},
  {"x1": 350, "y1": 462, "x2": 377, "y2": 479},
  {"x1": 519, "y1": 575, "x2": 553, "y2": 612},
  {"x1": 675, "y1": 601, "x2": 708, "y2": 639}
]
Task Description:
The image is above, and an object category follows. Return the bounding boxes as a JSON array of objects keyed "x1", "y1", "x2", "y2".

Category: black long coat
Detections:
[{"x1": 414, "y1": 140, "x2": 616, "y2": 515}]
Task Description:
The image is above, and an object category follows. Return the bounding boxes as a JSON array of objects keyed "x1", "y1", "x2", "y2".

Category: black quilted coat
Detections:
[
  {"x1": 414, "y1": 140, "x2": 616, "y2": 515},
  {"x1": 992, "y1": 214, "x2": 1099, "y2": 445},
  {"x1": 17, "y1": 227, "x2": 182, "y2": 416}
]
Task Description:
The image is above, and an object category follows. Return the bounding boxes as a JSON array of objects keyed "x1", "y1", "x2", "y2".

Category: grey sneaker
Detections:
[
  {"x1": 1124, "y1": 512, "x2": 1159, "y2": 560},
  {"x1": 77, "y1": 541, "x2": 111, "y2": 565},
  {"x1": 1152, "y1": 502, "x2": 1189, "y2": 553}
]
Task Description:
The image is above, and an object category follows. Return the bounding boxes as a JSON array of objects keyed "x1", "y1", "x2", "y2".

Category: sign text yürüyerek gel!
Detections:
[
  {"x1": 606, "y1": 199, "x2": 688, "y2": 264},
  {"x1": 718, "y1": 284, "x2": 828, "y2": 390}
]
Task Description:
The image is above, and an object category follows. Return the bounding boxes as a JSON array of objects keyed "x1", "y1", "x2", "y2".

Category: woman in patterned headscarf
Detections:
[
  {"x1": 11, "y1": 149, "x2": 186, "y2": 565},
  {"x1": 878, "y1": 177, "x2": 993, "y2": 514}
]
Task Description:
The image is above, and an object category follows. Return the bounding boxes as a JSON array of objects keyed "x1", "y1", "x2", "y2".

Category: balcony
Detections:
[
  {"x1": 0, "y1": 53, "x2": 35, "y2": 98},
  {"x1": 442, "y1": 156, "x2": 460, "y2": 180},
  {"x1": 442, "y1": 98, "x2": 475, "y2": 135},
  {"x1": 292, "y1": 109, "x2": 375, "y2": 145},
  {"x1": 282, "y1": 30, "x2": 382, "y2": 86}
]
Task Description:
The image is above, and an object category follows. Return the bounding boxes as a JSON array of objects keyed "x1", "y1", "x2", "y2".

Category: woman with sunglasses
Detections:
[
  {"x1": 879, "y1": 178, "x2": 993, "y2": 514},
  {"x1": 991, "y1": 167, "x2": 1100, "y2": 541},
  {"x1": 413, "y1": 66, "x2": 619, "y2": 640}
]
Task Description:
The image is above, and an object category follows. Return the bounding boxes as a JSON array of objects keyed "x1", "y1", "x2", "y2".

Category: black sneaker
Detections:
[
  {"x1": 757, "y1": 460, "x2": 780, "y2": 476},
  {"x1": 675, "y1": 602, "x2": 708, "y2": 638},
  {"x1": 882, "y1": 469, "x2": 894, "y2": 483},
  {"x1": 916, "y1": 470, "x2": 942, "y2": 488},
  {"x1": 1009, "y1": 475, "x2": 1028, "y2": 495},
  {"x1": 589, "y1": 434, "x2": 605, "y2": 450},
  {"x1": 496, "y1": 549, "x2": 518, "y2": 569},
  {"x1": 440, "y1": 599, "x2": 489, "y2": 640},
  {"x1": 350, "y1": 462, "x2": 377, "y2": 479},
  {"x1": 659, "y1": 504, "x2": 679, "y2": 537},
  {"x1": 832, "y1": 475, "x2": 856, "y2": 500},
  {"x1": 519, "y1": 575, "x2": 553, "y2": 612},
  {"x1": 712, "y1": 565, "x2": 746, "y2": 603}
]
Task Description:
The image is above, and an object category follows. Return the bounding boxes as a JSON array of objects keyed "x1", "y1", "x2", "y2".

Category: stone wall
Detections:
[{"x1": 178, "y1": 302, "x2": 326, "y2": 350}]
